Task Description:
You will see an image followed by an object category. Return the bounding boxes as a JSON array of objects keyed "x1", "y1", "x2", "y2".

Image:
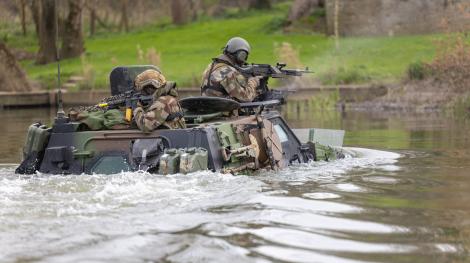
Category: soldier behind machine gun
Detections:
[
  {"x1": 201, "y1": 37, "x2": 262, "y2": 103},
  {"x1": 132, "y1": 69, "x2": 186, "y2": 132},
  {"x1": 200, "y1": 36, "x2": 312, "y2": 104},
  {"x1": 70, "y1": 70, "x2": 185, "y2": 131}
]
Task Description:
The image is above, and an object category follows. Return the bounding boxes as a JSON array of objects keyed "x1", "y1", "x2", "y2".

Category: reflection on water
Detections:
[
  {"x1": 0, "y1": 108, "x2": 55, "y2": 163},
  {"x1": 1, "y1": 102, "x2": 470, "y2": 262}
]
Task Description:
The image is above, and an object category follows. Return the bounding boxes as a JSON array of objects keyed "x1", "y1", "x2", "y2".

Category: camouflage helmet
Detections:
[
  {"x1": 224, "y1": 37, "x2": 251, "y2": 54},
  {"x1": 134, "y1": 69, "x2": 166, "y2": 92}
]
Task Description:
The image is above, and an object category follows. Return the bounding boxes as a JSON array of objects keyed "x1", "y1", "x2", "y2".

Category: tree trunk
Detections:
[
  {"x1": 30, "y1": 0, "x2": 40, "y2": 37},
  {"x1": 188, "y1": 0, "x2": 201, "y2": 21},
  {"x1": 248, "y1": 0, "x2": 271, "y2": 9},
  {"x1": 62, "y1": 0, "x2": 84, "y2": 59},
  {"x1": 171, "y1": 0, "x2": 185, "y2": 25},
  {"x1": 287, "y1": 0, "x2": 319, "y2": 23},
  {"x1": 35, "y1": 0, "x2": 57, "y2": 65},
  {"x1": 119, "y1": 0, "x2": 129, "y2": 32},
  {"x1": 84, "y1": 0, "x2": 110, "y2": 33},
  {"x1": 19, "y1": 0, "x2": 27, "y2": 36},
  {"x1": 334, "y1": 0, "x2": 339, "y2": 49},
  {"x1": 90, "y1": 6, "x2": 96, "y2": 36},
  {"x1": 0, "y1": 42, "x2": 32, "y2": 92},
  {"x1": 171, "y1": 0, "x2": 199, "y2": 25},
  {"x1": 84, "y1": 0, "x2": 96, "y2": 36}
]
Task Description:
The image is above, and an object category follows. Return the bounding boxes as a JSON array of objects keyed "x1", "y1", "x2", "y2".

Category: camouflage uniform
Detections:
[
  {"x1": 201, "y1": 54, "x2": 260, "y2": 102},
  {"x1": 133, "y1": 70, "x2": 186, "y2": 132}
]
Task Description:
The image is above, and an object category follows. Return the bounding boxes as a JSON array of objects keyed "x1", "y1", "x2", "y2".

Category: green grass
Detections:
[
  {"x1": 313, "y1": 35, "x2": 439, "y2": 83},
  {"x1": 4, "y1": 7, "x2": 440, "y2": 89}
]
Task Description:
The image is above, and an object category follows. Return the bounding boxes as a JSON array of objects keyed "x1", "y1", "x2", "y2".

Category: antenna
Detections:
[{"x1": 55, "y1": 0, "x2": 65, "y2": 119}]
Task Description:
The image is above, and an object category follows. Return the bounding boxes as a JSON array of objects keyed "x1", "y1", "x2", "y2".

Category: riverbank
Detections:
[
  {"x1": 3, "y1": 82, "x2": 469, "y2": 115},
  {"x1": 0, "y1": 84, "x2": 388, "y2": 108},
  {"x1": 4, "y1": 4, "x2": 440, "y2": 89}
]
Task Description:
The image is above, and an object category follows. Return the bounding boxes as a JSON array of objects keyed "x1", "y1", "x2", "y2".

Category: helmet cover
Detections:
[{"x1": 134, "y1": 69, "x2": 167, "y2": 92}]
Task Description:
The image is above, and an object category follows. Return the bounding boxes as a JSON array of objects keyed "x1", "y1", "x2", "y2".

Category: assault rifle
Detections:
[
  {"x1": 237, "y1": 62, "x2": 313, "y2": 103},
  {"x1": 96, "y1": 90, "x2": 154, "y2": 121}
]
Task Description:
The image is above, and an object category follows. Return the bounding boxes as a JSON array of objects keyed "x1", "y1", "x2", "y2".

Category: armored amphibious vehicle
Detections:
[{"x1": 16, "y1": 66, "x2": 345, "y2": 175}]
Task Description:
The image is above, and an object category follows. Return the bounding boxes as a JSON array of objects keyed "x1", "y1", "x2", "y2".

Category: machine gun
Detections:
[
  {"x1": 96, "y1": 90, "x2": 154, "y2": 121},
  {"x1": 237, "y1": 62, "x2": 313, "y2": 103}
]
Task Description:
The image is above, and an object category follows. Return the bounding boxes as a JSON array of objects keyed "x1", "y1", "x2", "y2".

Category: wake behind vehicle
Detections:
[{"x1": 16, "y1": 66, "x2": 345, "y2": 175}]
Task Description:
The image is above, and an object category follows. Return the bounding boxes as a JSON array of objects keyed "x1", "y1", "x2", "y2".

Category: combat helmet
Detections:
[
  {"x1": 223, "y1": 37, "x2": 251, "y2": 65},
  {"x1": 134, "y1": 69, "x2": 167, "y2": 95}
]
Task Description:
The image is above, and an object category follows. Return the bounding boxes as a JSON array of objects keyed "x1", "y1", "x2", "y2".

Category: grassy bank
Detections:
[{"x1": 4, "y1": 6, "x2": 440, "y2": 89}]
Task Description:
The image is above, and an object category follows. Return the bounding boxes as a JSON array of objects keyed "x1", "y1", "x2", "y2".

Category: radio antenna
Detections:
[{"x1": 55, "y1": 0, "x2": 65, "y2": 119}]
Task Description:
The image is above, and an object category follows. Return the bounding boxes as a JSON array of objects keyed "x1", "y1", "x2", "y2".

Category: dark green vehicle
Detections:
[{"x1": 16, "y1": 66, "x2": 345, "y2": 175}]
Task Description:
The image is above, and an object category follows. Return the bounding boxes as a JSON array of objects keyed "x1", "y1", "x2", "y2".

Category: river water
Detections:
[{"x1": 1, "y1": 103, "x2": 469, "y2": 263}]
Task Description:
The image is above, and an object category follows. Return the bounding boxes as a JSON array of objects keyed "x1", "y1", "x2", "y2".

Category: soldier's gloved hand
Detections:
[
  {"x1": 248, "y1": 76, "x2": 263, "y2": 88},
  {"x1": 253, "y1": 76, "x2": 269, "y2": 94},
  {"x1": 133, "y1": 106, "x2": 144, "y2": 118}
]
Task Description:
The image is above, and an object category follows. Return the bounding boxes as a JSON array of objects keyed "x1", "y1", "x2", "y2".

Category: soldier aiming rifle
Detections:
[
  {"x1": 70, "y1": 69, "x2": 185, "y2": 131},
  {"x1": 201, "y1": 37, "x2": 312, "y2": 103}
]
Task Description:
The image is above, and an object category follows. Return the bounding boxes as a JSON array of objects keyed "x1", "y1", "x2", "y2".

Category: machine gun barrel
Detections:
[
  {"x1": 280, "y1": 68, "x2": 313, "y2": 76},
  {"x1": 237, "y1": 62, "x2": 313, "y2": 104},
  {"x1": 238, "y1": 62, "x2": 313, "y2": 78}
]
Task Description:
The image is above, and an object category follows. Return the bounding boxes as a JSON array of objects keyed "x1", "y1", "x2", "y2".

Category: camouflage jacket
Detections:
[
  {"x1": 200, "y1": 54, "x2": 259, "y2": 102},
  {"x1": 133, "y1": 95, "x2": 186, "y2": 132}
]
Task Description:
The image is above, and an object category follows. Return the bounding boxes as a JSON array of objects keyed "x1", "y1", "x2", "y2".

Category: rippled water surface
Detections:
[{"x1": 1, "y1": 105, "x2": 470, "y2": 263}]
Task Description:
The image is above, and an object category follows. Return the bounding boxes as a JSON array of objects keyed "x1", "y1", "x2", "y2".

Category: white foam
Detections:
[
  {"x1": 302, "y1": 192, "x2": 341, "y2": 200},
  {"x1": 344, "y1": 147, "x2": 401, "y2": 160},
  {"x1": 328, "y1": 183, "x2": 367, "y2": 193}
]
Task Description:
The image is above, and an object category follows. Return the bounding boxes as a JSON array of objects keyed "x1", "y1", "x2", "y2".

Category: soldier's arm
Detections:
[
  {"x1": 200, "y1": 63, "x2": 211, "y2": 90},
  {"x1": 220, "y1": 67, "x2": 259, "y2": 102},
  {"x1": 133, "y1": 101, "x2": 168, "y2": 132}
]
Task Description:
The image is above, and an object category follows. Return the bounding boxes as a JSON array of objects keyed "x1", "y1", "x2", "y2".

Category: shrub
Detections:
[
  {"x1": 407, "y1": 61, "x2": 430, "y2": 80},
  {"x1": 136, "y1": 45, "x2": 161, "y2": 67},
  {"x1": 424, "y1": 2, "x2": 470, "y2": 91},
  {"x1": 136, "y1": 44, "x2": 144, "y2": 62},
  {"x1": 320, "y1": 66, "x2": 371, "y2": 85},
  {"x1": 146, "y1": 47, "x2": 161, "y2": 67},
  {"x1": 274, "y1": 42, "x2": 303, "y2": 68},
  {"x1": 428, "y1": 33, "x2": 470, "y2": 92},
  {"x1": 264, "y1": 16, "x2": 288, "y2": 33},
  {"x1": 311, "y1": 8, "x2": 326, "y2": 18}
]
